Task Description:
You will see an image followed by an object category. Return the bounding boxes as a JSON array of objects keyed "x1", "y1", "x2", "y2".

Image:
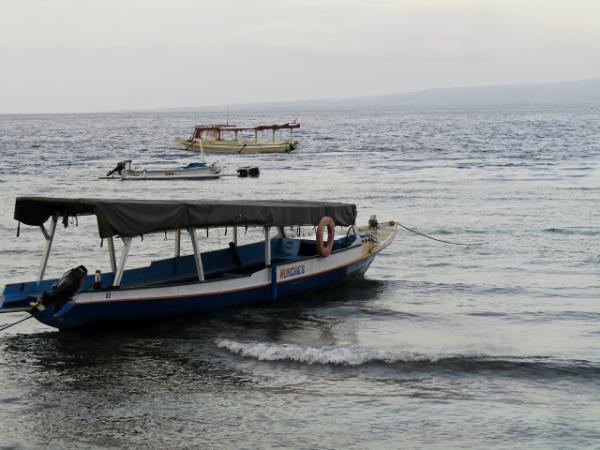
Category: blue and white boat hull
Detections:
[
  {"x1": 2, "y1": 216, "x2": 397, "y2": 330},
  {"x1": 34, "y1": 247, "x2": 377, "y2": 329}
]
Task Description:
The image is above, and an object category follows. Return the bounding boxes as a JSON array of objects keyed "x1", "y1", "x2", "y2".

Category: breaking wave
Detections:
[
  {"x1": 217, "y1": 339, "x2": 434, "y2": 366},
  {"x1": 216, "y1": 339, "x2": 600, "y2": 378}
]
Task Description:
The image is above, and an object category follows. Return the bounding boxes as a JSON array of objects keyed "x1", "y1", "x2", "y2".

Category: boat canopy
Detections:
[
  {"x1": 14, "y1": 197, "x2": 356, "y2": 238},
  {"x1": 194, "y1": 123, "x2": 300, "y2": 133}
]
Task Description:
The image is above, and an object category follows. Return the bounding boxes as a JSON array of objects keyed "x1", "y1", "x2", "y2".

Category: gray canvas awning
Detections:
[{"x1": 14, "y1": 197, "x2": 357, "y2": 238}]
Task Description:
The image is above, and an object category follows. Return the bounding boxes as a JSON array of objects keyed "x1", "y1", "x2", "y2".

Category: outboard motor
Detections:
[{"x1": 33, "y1": 265, "x2": 88, "y2": 312}]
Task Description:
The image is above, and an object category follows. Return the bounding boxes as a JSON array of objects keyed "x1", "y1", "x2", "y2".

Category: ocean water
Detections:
[{"x1": 0, "y1": 107, "x2": 599, "y2": 449}]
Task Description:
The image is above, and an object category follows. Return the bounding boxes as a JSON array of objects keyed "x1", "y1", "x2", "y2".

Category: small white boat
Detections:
[{"x1": 99, "y1": 160, "x2": 223, "y2": 181}]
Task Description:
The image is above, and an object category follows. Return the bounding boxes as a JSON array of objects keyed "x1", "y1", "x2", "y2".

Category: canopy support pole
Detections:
[
  {"x1": 351, "y1": 225, "x2": 360, "y2": 245},
  {"x1": 272, "y1": 129, "x2": 276, "y2": 143},
  {"x1": 188, "y1": 228, "x2": 205, "y2": 282},
  {"x1": 174, "y1": 230, "x2": 181, "y2": 257},
  {"x1": 232, "y1": 227, "x2": 238, "y2": 245},
  {"x1": 107, "y1": 237, "x2": 117, "y2": 273},
  {"x1": 113, "y1": 237, "x2": 132, "y2": 287},
  {"x1": 271, "y1": 264, "x2": 278, "y2": 301},
  {"x1": 38, "y1": 214, "x2": 58, "y2": 282},
  {"x1": 264, "y1": 227, "x2": 271, "y2": 267},
  {"x1": 39, "y1": 225, "x2": 50, "y2": 241}
]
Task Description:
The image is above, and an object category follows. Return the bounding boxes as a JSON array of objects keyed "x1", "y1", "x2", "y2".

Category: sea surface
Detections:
[{"x1": 0, "y1": 107, "x2": 599, "y2": 449}]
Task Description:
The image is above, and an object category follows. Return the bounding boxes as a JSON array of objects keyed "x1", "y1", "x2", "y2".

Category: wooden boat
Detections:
[
  {"x1": 99, "y1": 160, "x2": 223, "y2": 180},
  {"x1": 0, "y1": 197, "x2": 398, "y2": 330},
  {"x1": 178, "y1": 122, "x2": 300, "y2": 154}
]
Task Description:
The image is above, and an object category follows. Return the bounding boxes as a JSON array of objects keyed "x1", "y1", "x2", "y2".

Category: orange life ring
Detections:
[{"x1": 316, "y1": 216, "x2": 335, "y2": 257}]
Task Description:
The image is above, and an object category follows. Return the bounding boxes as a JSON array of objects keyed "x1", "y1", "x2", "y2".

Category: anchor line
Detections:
[
  {"x1": 0, "y1": 314, "x2": 33, "y2": 332},
  {"x1": 397, "y1": 222, "x2": 484, "y2": 246}
]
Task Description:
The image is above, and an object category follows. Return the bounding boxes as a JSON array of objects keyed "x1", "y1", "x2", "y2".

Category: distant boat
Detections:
[
  {"x1": 1, "y1": 197, "x2": 398, "y2": 330},
  {"x1": 99, "y1": 160, "x2": 223, "y2": 180},
  {"x1": 178, "y1": 122, "x2": 300, "y2": 154}
]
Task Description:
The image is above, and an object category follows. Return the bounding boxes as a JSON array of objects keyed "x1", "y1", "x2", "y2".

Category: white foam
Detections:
[{"x1": 216, "y1": 339, "x2": 437, "y2": 366}]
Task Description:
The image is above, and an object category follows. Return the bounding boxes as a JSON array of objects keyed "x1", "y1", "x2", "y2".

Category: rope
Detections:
[
  {"x1": 397, "y1": 222, "x2": 484, "y2": 246},
  {"x1": 0, "y1": 314, "x2": 33, "y2": 332}
]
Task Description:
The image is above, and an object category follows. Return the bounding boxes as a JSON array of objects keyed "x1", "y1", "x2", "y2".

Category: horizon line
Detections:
[{"x1": 1, "y1": 77, "x2": 598, "y2": 116}]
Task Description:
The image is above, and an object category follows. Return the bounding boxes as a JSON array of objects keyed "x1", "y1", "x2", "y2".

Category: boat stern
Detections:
[
  {"x1": 286, "y1": 141, "x2": 299, "y2": 152},
  {"x1": 1, "y1": 280, "x2": 54, "y2": 313}
]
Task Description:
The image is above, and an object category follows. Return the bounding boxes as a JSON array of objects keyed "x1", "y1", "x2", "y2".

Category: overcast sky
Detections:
[{"x1": 1, "y1": 0, "x2": 599, "y2": 113}]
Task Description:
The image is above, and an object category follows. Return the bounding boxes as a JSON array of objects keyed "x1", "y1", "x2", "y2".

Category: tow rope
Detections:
[
  {"x1": 0, "y1": 314, "x2": 33, "y2": 333},
  {"x1": 397, "y1": 222, "x2": 484, "y2": 246}
]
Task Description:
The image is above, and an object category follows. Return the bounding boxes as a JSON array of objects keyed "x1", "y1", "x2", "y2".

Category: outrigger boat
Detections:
[
  {"x1": 0, "y1": 197, "x2": 398, "y2": 330},
  {"x1": 178, "y1": 122, "x2": 300, "y2": 154},
  {"x1": 100, "y1": 160, "x2": 224, "y2": 181}
]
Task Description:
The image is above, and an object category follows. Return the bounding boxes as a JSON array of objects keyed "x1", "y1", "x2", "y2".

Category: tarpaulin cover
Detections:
[{"x1": 14, "y1": 197, "x2": 357, "y2": 238}]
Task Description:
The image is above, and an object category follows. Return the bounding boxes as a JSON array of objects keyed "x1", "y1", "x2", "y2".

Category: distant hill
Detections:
[{"x1": 153, "y1": 78, "x2": 600, "y2": 112}]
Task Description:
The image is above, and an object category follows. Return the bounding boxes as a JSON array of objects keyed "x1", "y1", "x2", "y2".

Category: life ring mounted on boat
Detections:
[{"x1": 316, "y1": 216, "x2": 335, "y2": 257}]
